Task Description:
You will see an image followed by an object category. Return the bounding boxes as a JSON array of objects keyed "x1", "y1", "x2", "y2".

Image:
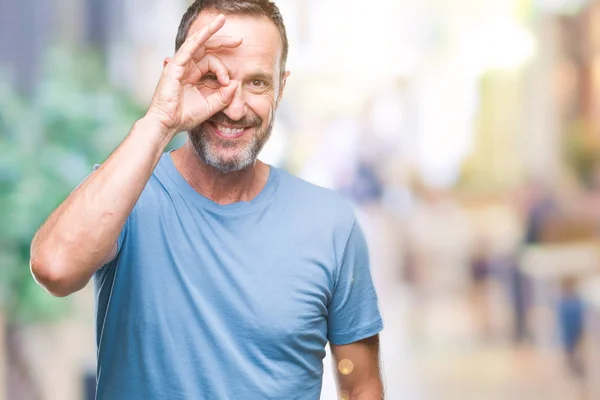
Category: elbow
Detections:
[{"x1": 29, "y1": 256, "x2": 82, "y2": 297}]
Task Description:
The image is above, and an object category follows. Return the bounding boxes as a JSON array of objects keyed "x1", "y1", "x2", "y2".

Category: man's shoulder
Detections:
[{"x1": 275, "y1": 167, "x2": 356, "y2": 224}]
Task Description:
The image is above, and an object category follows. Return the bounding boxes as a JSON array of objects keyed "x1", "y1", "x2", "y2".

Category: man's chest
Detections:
[{"x1": 119, "y1": 215, "x2": 337, "y2": 348}]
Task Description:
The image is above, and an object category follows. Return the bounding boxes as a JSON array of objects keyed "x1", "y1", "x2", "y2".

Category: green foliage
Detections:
[{"x1": 0, "y1": 46, "x2": 145, "y2": 324}]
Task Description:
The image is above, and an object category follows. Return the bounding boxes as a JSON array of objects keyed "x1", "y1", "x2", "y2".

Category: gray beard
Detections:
[{"x1": 188, "y1": 120, "x2": 274, "y2": 173}]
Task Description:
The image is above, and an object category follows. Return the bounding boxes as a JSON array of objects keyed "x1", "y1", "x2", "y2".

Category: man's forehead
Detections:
[{"x1": 188, "y1": 11, "x2": 283, "y2": 63}]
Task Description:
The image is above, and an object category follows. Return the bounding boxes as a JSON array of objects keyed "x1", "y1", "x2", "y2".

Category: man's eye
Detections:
[
  {"x1": 200, "y1": 75, "x2": 221, "y2": 88},
  {"x1": 251, "y1": 80, "x2": 265, "y2": 87}
]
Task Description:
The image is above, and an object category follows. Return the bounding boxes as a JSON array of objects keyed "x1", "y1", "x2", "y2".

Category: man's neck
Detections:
[{"x1": 171, "y1": 143, "x2": 270, "y2": 205}]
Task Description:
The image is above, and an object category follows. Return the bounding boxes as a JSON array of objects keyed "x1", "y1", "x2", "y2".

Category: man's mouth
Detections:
[{"x1": 208, "y1": 122, "x2": 250, "y2": 139}]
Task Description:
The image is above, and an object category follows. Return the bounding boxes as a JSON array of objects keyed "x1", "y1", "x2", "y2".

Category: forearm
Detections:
[
  {"x1": 344, "y1": 378, "x2": 383, "y2": 400},
  {"x1": 30, "y1": 117, "x2": 174, "y2": 296},
  {"x1": 350, "y1": 387, "x2": 383, "y2": 400},
  {"x1": 337, "y1": 366, "x2": 383, "y2": 400}
]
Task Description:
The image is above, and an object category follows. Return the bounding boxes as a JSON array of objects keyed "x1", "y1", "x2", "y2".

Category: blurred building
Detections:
[{"x1": 0, "y1": 0, "x2": 184, "y2": 98}]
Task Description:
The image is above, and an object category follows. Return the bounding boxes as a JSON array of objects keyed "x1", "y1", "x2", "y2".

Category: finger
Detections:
[
  {"x1": 173, "y1": 14, "x2": 226, "y2": 67},
  {"x1": 197, "y1": 54, "x2": 231, "y2": 86},
  {"x1": 205, "y1": 81, "x2": 239, "y2": 117},
  {"x1": 204, "y1": 36, "x2": 243, "y2": 51}
]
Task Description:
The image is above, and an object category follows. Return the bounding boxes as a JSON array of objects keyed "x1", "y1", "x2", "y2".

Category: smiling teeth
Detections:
[{"x1": 217, "y1": 125, "x2": 245, "y2": 135}]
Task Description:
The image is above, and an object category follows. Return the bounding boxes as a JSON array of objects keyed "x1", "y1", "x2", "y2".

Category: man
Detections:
[{"x1": 30, "y1": 1, "x2": 384, "y2": 398}]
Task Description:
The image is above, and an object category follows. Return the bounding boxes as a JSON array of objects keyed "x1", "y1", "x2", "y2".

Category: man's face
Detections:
[{"x1": 186, "y1": 11, "x2": 288, "y2": 173}]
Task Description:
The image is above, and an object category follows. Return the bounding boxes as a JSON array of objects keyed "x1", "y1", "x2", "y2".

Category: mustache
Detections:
[{"x1": 207, "y1": 112, "x2": 262, "y2": 127}]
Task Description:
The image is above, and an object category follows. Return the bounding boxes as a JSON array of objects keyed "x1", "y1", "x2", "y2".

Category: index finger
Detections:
[
  {"x1": 204, "y1": 35, "x2": 243, "y2": 51},
  {"x1": 173, "y1": 14, "x2": 226, "y2": 67}
]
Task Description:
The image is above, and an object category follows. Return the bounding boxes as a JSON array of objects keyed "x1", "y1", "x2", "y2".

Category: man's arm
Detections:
[
  {"x1": 29, "y1": 14, "x2": 240, "y2": 297},
  {"x1": 331, "y1": 334, "x2": 384, "y2": 400},
  {"x1": 29, "y1": 119, "x2": 173, "y2": 297}
]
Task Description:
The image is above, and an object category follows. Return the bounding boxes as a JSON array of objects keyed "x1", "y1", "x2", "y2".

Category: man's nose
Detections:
[{"x1": 222, "y1": 81, "x2": 248, "y2": 122}]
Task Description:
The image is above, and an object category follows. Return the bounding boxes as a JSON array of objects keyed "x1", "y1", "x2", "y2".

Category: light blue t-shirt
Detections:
[{"x1": 93, "y1": 152, "x2": 383, "y2": 399}]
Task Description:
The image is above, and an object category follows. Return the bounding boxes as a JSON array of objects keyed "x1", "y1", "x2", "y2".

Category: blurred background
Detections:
[{"x1": 3, "y1": 0, "x2": 600, "y2": 399}]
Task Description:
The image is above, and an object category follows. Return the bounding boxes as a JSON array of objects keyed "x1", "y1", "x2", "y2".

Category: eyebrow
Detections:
[{"x1": 247, "y1": 72, "x2": 275, "y2": 83}]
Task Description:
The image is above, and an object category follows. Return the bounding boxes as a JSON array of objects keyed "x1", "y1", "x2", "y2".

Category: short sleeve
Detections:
[{"x1": 327, "y1": 219, "x2": 383, "y2": 345}]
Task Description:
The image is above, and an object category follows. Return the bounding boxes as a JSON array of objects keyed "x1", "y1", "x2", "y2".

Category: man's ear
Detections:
[
  {"x1": 276, "y1": 71, "x2": 291, "y2": 109},
  {"x1": 163, "y1": 57, "x2": 172, "y2": 68}
]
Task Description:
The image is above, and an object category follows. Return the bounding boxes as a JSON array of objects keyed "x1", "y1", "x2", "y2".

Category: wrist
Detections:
[
  {"x1": 130, "y1": 116, "x2": 178, "y2": 155},
  {"x1": 139, "y1": 113, "x2": 179, "y2": 139}
]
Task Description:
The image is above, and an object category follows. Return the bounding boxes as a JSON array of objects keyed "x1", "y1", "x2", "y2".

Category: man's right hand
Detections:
[{"x1": 146, "y1": 14, "x2": 241, "y2": 136}]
